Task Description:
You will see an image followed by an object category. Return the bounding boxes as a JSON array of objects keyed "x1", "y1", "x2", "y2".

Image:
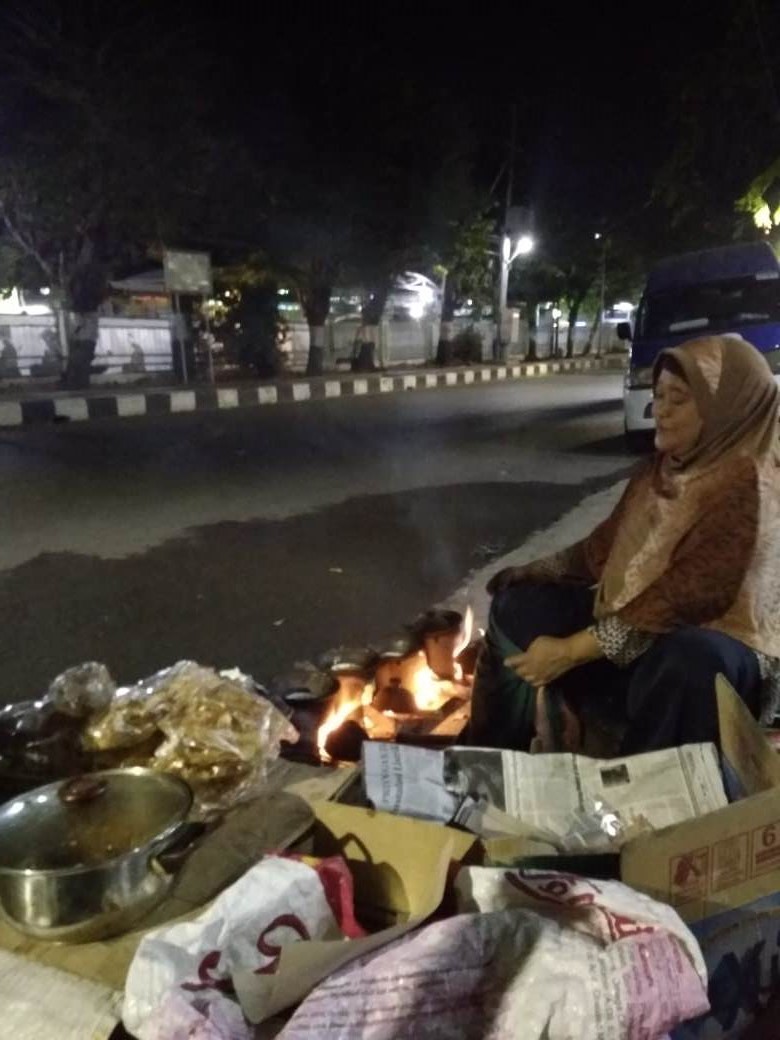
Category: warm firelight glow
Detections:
[
  {"x1": 317, "y1": 675, "x2": 372, "y2": 762},
  {"x1": 317, "y1": 694, "x2": 362, "y2": 761},
  {"x1": 453, "y1": 606, "x2": 474, "y2": 681},
  {"x1": 316, "y1": 608, "x2": 474, "y2": 758},
  {"x1": 407, "y1": 652, "x2": 445, "y2": 712}
]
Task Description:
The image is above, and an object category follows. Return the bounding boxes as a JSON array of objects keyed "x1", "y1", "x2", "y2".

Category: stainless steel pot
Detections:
[{"x1": 0, "y1": 767, "x2": 201, "y2": 942}]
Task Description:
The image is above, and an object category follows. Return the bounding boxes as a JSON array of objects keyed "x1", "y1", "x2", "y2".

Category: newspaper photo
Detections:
[{"x1": 362, "y1": 741, "x2": 728, "y2": 843}]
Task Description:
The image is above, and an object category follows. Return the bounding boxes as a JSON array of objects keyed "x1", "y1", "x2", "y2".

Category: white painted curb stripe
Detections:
[
  {"x1": 170, "y1": 390, "x2": 196, "y2": 413},
  {"x1": 0, "y1": 402, "x2": 23, "y2": 426},
  {"x1": 1, "y1": 357, "x2": 628, "y2": 426},
  {"x1": 117, "y1": 394, "x2": 146, "y2": 417},
  {"x1": 54, "y1": 398, "x2": 89, "y2": 421}
]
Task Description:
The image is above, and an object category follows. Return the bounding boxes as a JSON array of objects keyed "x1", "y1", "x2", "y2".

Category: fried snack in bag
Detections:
[
  {"x1": 83, "y1": 662, "x2": 297, "y2": 812},
  {"x1": 153, "y1": 668, "x2": 297, "y2": 811}
]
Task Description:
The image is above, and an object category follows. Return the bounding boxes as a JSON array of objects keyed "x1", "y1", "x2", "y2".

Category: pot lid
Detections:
[{"x1": 0, "y1": 767, "x2": 192, "y2": 873}]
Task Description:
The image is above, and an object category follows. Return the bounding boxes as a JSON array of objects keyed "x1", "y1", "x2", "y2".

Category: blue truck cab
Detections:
[{"x1": 621, "y1": 242, "x2": 780, "y2": 448}]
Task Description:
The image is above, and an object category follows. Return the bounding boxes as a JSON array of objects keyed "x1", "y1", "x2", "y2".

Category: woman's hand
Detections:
[
  {"x1": 505, "y1": 636, "x2": 575, "y2": 686},
  {"x1": 486, "y1": 566, "x2": 528, "y2": 595},
  {"x1": 505, "y1": 630, "x2": 603, "y2": 687}
]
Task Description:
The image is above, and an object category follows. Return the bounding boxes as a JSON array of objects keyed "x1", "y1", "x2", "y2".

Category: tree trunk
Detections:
[
  {"x1": 63, "y1": 311, "x2": 99, "y2": 389},
  {"x1": 62, "y1": 234, "x2": 108, "y2": 389},
  {"x1": 583, "y1": 307, "x2": 601, "y2": 356},
  {"x1": 565, "y1": 292, "x2": 586, "y2": 359},
  {"x1": 303, "y1": 284, "x2": 331, "y2": 376},
  {"x1": 354, "y1": 284, "x2": 389, "y2": 372},
  {"x1": 436, "y1": 278, "x2": 457, "y2": 366}
]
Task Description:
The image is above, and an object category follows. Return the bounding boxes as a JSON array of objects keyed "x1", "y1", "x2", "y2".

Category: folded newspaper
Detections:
[{"x1": 362, "y1": 742, "x2": 728, "y2": 847}]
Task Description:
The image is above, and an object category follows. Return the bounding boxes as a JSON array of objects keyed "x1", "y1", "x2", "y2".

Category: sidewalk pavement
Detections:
[{"x1": 0, "y1": 354, "x2": 627, "y2": 429}]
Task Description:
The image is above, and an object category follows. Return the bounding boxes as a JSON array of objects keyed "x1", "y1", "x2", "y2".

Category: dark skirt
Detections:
[{"x1": 468, "y1": 580, "x2": 762, "y2": 755}]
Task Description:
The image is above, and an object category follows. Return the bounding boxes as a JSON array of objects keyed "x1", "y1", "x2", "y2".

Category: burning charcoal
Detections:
[
  {"x1": 324, "y1": 720, "x2": 367, "y2": 762},
  {"x1": 373, "y1": 682, "x2": 417, "y2": 715}
]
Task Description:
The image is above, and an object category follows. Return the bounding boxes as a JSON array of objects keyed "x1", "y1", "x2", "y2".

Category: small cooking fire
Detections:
[{"x1": 314, "y1": 607, "x2": 476, "y2": 762}]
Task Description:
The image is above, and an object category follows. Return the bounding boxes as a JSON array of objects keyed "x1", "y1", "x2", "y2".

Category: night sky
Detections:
[{"x1": 208, "y1": 1, "x2": 744, "y2": 219}]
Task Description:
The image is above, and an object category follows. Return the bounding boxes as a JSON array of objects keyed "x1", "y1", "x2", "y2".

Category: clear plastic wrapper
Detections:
[
  {"x1": 151, "y1": 664, "x2": 298, "y2": 813},
  {"x1": 83, "y1": 661, "x2": 297, "y2": 813},
  {"x1": 48, "y1": 662, "x2": 116, "y2": 719},
  {"x1": 560, "y1": 798, "x2": 625, "y2": 852}
]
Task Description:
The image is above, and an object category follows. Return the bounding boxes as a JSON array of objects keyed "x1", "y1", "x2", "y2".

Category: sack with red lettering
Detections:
[
  {"x1": 277, "y1": 868, "x2": 709, "y2": 1040},
  {"x1": 457, "y1": 868, "x2": 709, "y2": 1039},
  {"x1": 123, "y1": 854, "x2": 363, "y2": 1040}
]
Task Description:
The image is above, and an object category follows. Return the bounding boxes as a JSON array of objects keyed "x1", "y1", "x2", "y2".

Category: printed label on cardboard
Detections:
[
  {"x1": 711, "y1": 833, "x2": 749, "y2": 894},
  {"x1": 750, "y1": 819, "x2": 780, "y2": 879},
  {"x1": 669, "y1": 849, "x2": 709, "y2": 907}
]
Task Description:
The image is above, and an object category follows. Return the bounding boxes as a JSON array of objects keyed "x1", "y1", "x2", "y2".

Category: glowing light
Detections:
[
  {"x1": 551, "y1": 307, "x2": 562, "y2": 321},
  {"x1": 514, "y1": 235, "x2": 534, "y2": 256},
  {"x1": 452, "y1": 606, "x2": 474, "y2": 682},
  {"x1": 40, "y1": 287, "x2": 51, "y2": 296},
  {"x1": 317, "y1": 693, "x2": 362, "y2": 762},
  {"x1": 409, "y1": 300, "x2": 425, "y2": 320}
]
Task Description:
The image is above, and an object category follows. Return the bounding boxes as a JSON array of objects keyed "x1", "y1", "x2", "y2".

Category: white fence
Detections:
[
  {"x1": 281, "y1": 312, "x2": 623, "y2": 370},
  {"x1": 0, "y1": 315, "x2": 173, "y2": 381}
]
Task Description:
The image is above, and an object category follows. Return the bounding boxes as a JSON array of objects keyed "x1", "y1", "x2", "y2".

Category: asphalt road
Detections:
[{"x1": 0, "y1": 373, "x2": 634, "y2": 702}]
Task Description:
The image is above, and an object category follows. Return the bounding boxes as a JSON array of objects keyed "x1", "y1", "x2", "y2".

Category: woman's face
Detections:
[{"x1": 653, "y1": 368, "x2": 703, "y2": 456}]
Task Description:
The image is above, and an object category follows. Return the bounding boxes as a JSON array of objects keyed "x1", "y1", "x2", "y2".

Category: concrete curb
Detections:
[{"x1": 0, "y1": 356, "x2": 627, "y2": 428}]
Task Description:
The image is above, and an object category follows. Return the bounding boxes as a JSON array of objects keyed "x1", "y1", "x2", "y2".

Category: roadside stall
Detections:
[{"x1": 1, "y1": 605, "x2": 779, "y2": 1038}]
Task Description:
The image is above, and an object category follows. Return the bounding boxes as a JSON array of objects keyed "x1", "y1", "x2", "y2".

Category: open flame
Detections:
[
  {"x1": 317, "y1": 676, "x2": 372, "y2": 762},
  {"x1": 406, "y1": 652, "x2": 444, "y2": 712},
  {"x1": 453, "y1": 605, "x2": 474, "y2": 682},
  {"x1": 315, "y1": 607, "x2": 475, "y2": 759}
]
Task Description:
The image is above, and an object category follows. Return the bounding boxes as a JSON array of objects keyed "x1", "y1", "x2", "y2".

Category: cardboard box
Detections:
[{"x1": 621, "y1": 677, "x2": 780, "y2": 1038}]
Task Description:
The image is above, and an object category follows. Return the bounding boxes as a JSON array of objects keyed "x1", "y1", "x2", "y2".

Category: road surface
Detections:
[{"x1": 0, "y1": 372, "x2": 634, "y2": 701}]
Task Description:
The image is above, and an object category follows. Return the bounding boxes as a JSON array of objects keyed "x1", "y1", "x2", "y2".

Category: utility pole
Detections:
[
  {"x1": 495, "y1": 105, "x2": 517, "y2": 362},
  {"x1": 595, "y1": 234, "x2": 607, "y2": 356}
]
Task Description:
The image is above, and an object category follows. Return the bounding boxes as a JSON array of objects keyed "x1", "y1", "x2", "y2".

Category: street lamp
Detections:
[{"x1": 497, "y1": 231, "x2": 535, "y2": 361}]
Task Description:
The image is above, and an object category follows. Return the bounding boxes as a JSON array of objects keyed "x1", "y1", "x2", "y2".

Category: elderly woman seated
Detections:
[{"x1": 471, "y1": 334, "x2": 780, "y2": 754}]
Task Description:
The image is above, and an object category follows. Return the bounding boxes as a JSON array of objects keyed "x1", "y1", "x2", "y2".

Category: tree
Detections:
[
  {"x1": 0, "y1": 1, "x2": 226, "y2": 388},
  {"x1": 650, "y1": 0, "x2": 780, "y2": 251},
  {"x1": 434, "y1": 214, "x2": 494, "y2": 365}
]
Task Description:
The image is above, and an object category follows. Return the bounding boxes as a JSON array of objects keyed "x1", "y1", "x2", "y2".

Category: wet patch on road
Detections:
[{"x1": 0, "y1": 474, "x2": 630, "y2": 701}]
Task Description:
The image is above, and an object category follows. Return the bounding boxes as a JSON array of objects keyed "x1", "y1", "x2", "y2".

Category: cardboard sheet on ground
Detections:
[
  {"x1": 234, "y1": 802, "x2": 476, "y2": 1023},
  {"x1": 362, "y1": 739, "x2": 728, "y2": 842}
]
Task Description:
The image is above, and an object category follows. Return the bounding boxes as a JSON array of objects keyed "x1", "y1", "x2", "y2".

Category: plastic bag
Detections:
[
  {"x1": 150, "y1": 664, "x2": 297, "y2": 813},
  {"x1": 123, "y1": 855, "x2": 360, "y2": 1040},
  {"x1": 82, "y1": 662, "x2": 297, "y2": 811},
  {"x1": 48, "y1": 662, "x2": 116, "y2": 718},
  {"x1": 278, "y1": 869, "x2": 709, "y2": 1040}
]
